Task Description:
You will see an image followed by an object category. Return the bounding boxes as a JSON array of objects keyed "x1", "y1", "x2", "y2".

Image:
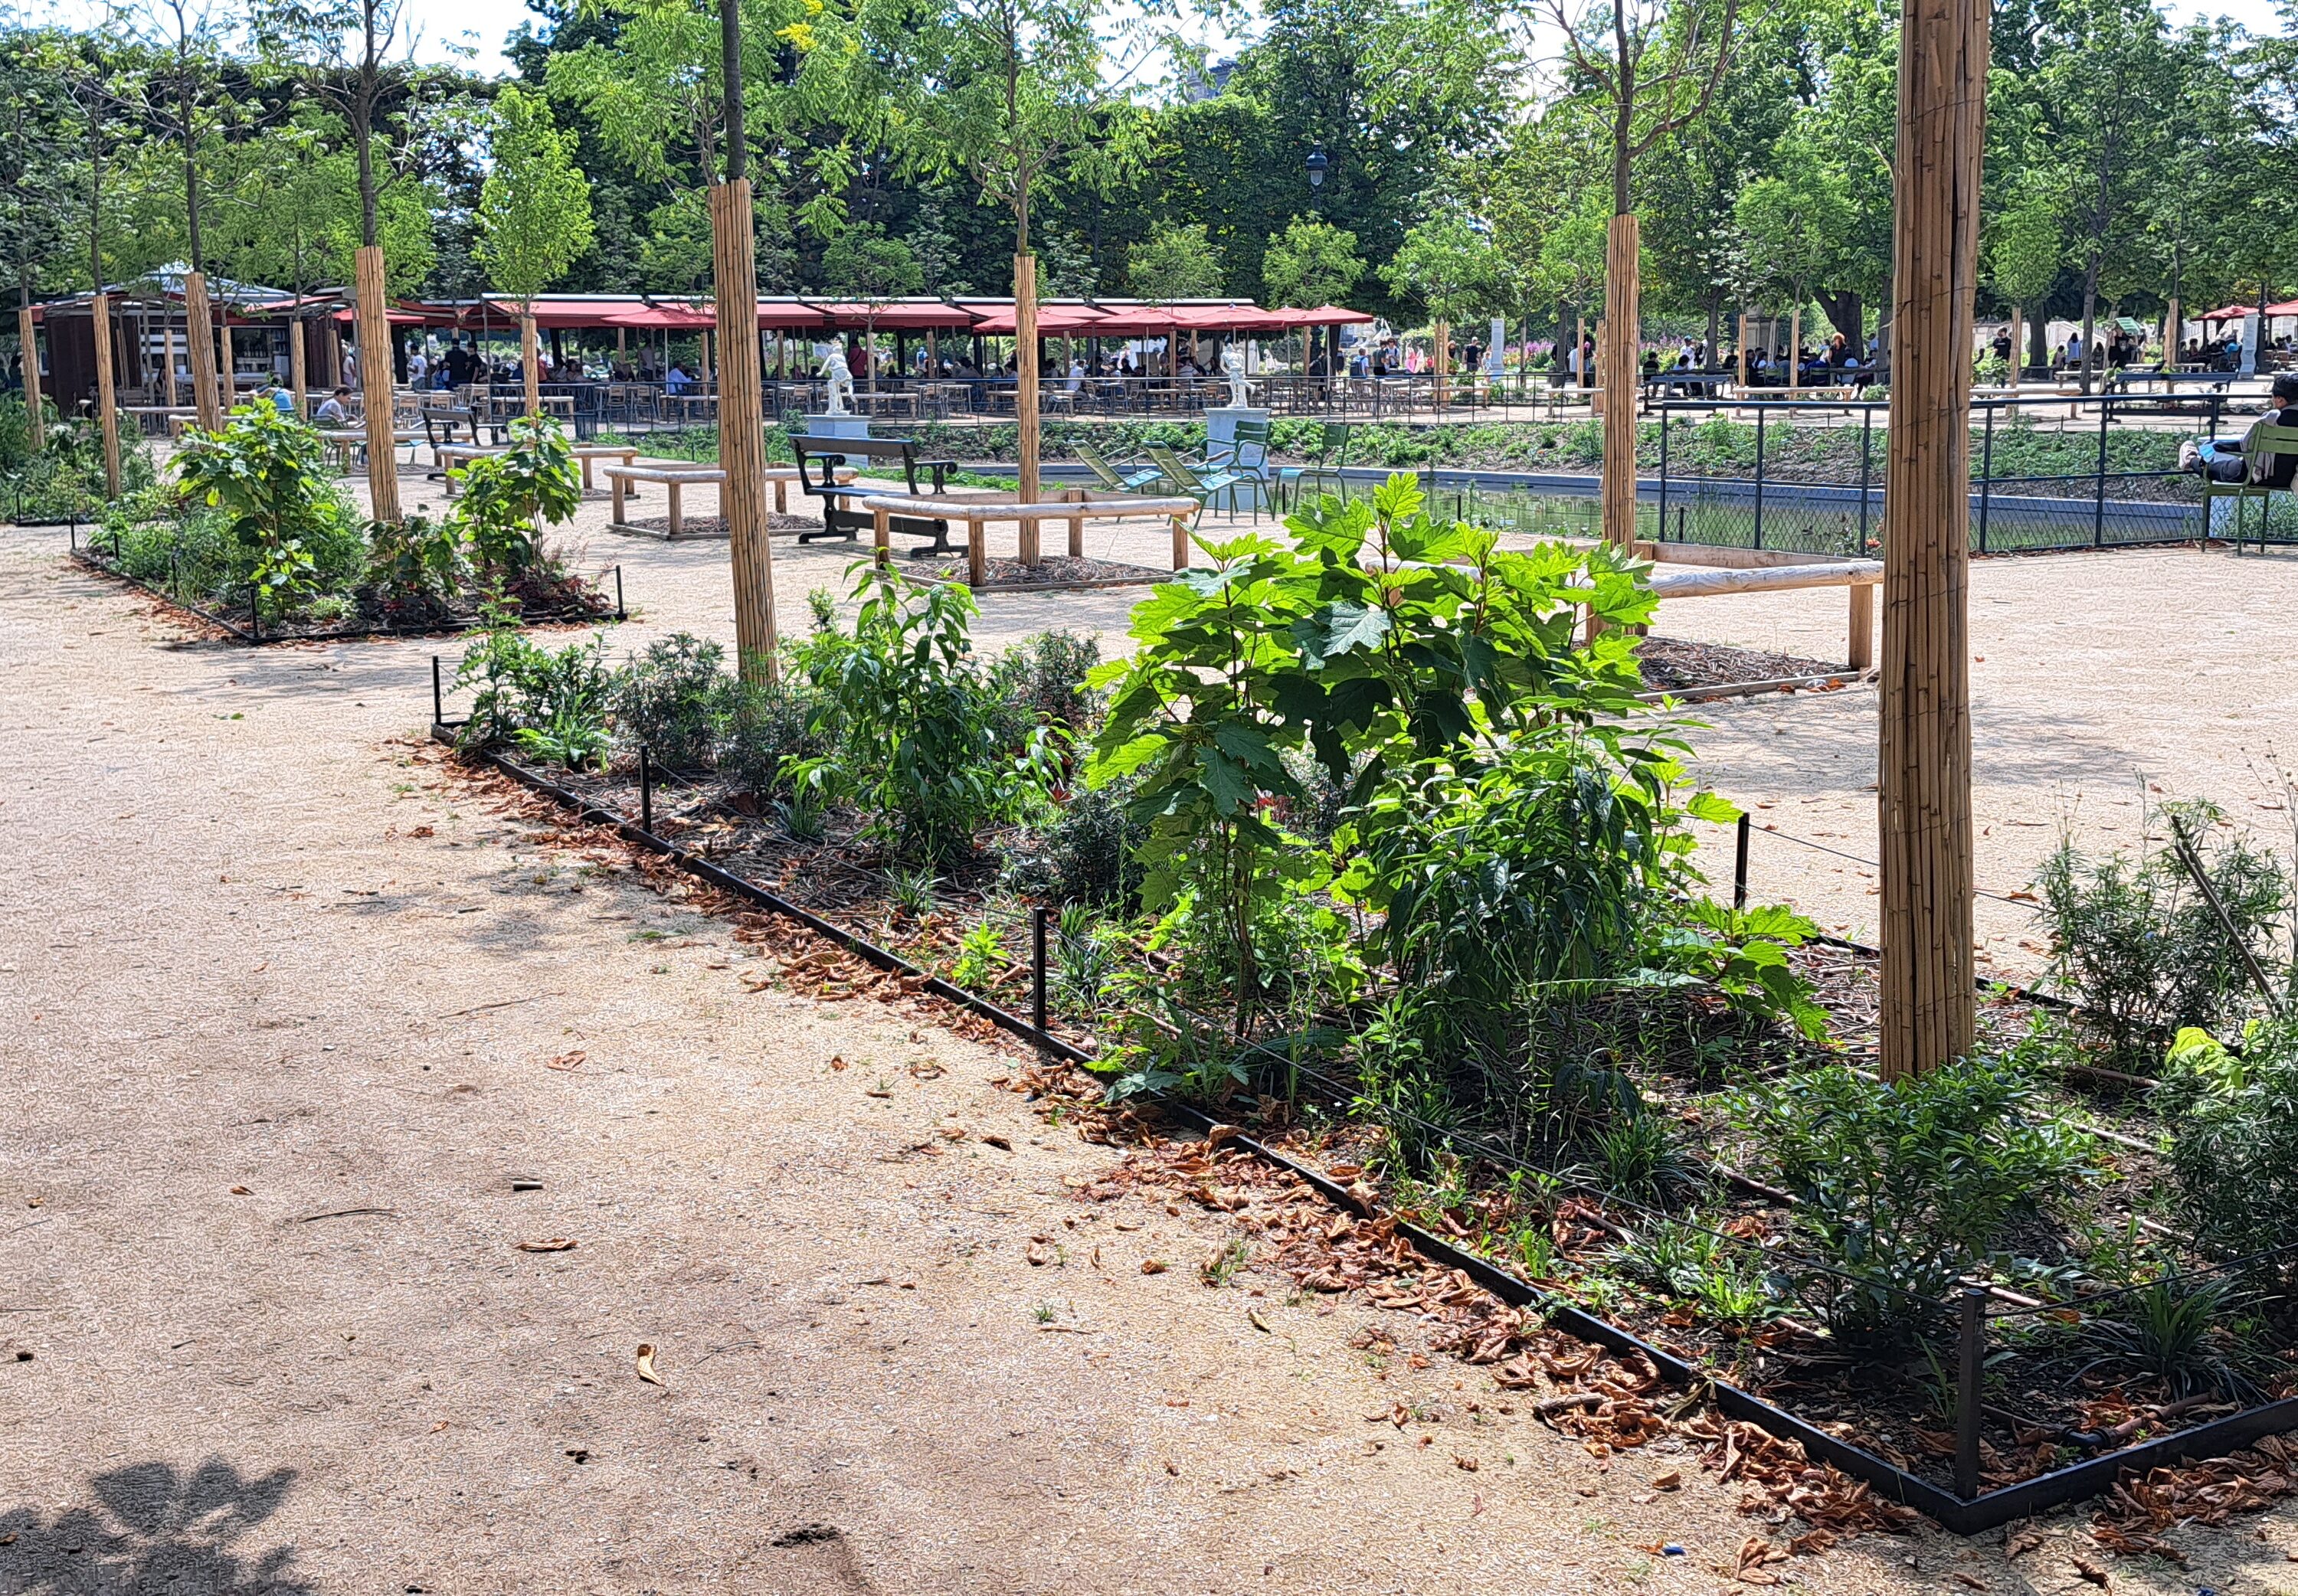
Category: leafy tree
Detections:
[
  {"x1": 1380, "y1": 208, "x2": 1506, "y2": 400},
  {"x1": 1129, "y1": 221, "x2": 1225, "y2": 302},
  {"x1": 175, "y1": 401, "x2": 349, "y2": 620},
  {"x1": 1987, "y1": 184, "x2": 2061, "y2": 383},
  {"x1": 1731, "y1": 155, "x2": 1850, "y2": 378},
  {"x1": 476, "y1": 83, "x2": 594, "y2": 414},
  {"x1": 822, "y1": 221, "x2": 922, "y2": 391},
  {"x1": 0, "y1": 32, "x2": 77, "y2": 451},
  {"x1": 1261, "y1": 217, "x2": 1364, "y2": 307}
]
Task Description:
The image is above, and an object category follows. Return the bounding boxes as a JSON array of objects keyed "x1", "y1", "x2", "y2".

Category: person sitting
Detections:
[
  {"x1": 665, "y1": 362, "x2": 694, "y2": 396},
  {"x1": 2185, "y1": 371, "x2": 2298, "y2": 483},
  {"x1": 259, "y1": 380, "x2": 296, "y2": 417},
  {"x1": 314, "y1": 386, "x2": 352, "y2": 426}
]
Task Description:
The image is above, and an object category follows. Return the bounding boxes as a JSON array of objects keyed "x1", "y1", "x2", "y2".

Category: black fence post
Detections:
[
  {"x1": 248, "y1": 581, "x2": 260, "y2": 643},
  {"x1": 2094, "y1": 395, "x2": 2110, "y2": 548},
  {"x1": 1753, "y1": 407, "x2": 1767, "y2": 550},
  {"x1": 1955, "y1": 1286, "x2": 1988, "y2": 1500},
  {"x1": 1976, "y1": 403, "x2": 1995, "y2": 554},
  {"x1": 1031, "y1": 905, "x2": 1049, "y2": 1036},
  {"x1": 1858, "y1": 405, "x2": 1874, "y2": 550},
  {"x1": 1733, "y1": 812, "x2": 1751, "y2": 913},
  {"x1": 1658, "y1": 407, "x2": 1670, "y2": 539},
  {"x1": 614, "y1": 564, "x2": 626, "y2": 620},
  {"x1": 639, "y1": 743, "x2": 653, "y2": 834},
  {"x1": 431, "y1": 655, "x2": 443, "y2": 728}
]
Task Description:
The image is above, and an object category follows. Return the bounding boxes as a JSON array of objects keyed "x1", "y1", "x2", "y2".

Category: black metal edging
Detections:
[
  {"x1": 436, "y1": 728, "x2": 1095, "y2": 1068},
  {"x1": 439, "y1": 716, "x2": 2298, "y2": 1535}
]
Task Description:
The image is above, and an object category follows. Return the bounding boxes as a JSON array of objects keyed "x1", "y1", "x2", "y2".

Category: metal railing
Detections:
[{"x1": 1648, "y1": 391, "x2": 2268, "y2": 554}]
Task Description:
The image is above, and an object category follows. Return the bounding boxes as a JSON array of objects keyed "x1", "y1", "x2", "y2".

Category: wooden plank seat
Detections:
[
  {"x1": 790, "y1": 433, "x2": 959, "y2": 549},
  {"x1": 601, "y1": 461, "x2": 853, "y2": 538},
  {"x1": 857, "y1": 488, "x2": 1201, "y2": 586},
  {"x1": 317, "y1": 426, "x2": 419, "y2": 472}
]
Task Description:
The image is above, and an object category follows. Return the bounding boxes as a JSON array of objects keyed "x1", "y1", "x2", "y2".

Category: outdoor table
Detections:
[
  {"x1": 854, "y1": 389, "x2": 921, "y2": 419},
  {"x1": 125, "y1": 406, "x2": 199, "y2": 437},
  {"x1": 317, "y1": 426, "x2": 418, "y2": 473}
]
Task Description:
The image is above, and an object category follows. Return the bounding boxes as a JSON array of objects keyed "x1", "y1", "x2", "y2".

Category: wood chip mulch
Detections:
[
  {"x1": 917, "y1": 554, "x2": 1171, "y2": 590},
  {"x1": 1635, "y1": 635, "x2": 1851, "y2": 692}
]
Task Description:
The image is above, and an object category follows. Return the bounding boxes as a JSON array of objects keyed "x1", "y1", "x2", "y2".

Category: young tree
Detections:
[
  {"x1": 146, "y1": 0, "x2": 231, "y2": 427},
  {"x1": 901, "y1": 0, "x2": 1136, "y2": 502},
  {"x1": 1380, "y1": 207, "x2": 1506, "y2": 404},
  {"x1": 1532, "y1": 0, "x2": 1740, "y2": 544},
  {"x1": 821, "y1": 221, "x2": 921, "y2": 394},
  {"x1": 1732, "y1": 158, "x2": 1849, "y2": 388},
  {"x1": 1129, "y1": 221, "x2": 1225, "y2": 301},
  {"x1": 1261, "y1": 217, "x2": 1364, "y2": 307},
  {"x1": 1986, "y1": 185, "x2": 2061, "y2": 388},
  {"x1": 475, "y1": 82, "x2": 594, "y2": 416},
  {"x1": 0, "y1": 34, "x2": 76, "y2": 453}
]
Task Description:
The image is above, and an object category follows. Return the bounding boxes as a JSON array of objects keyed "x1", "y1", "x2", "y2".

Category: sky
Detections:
[{"x1": 20, "y1": 0, "x2": 2296, "y2": 83}]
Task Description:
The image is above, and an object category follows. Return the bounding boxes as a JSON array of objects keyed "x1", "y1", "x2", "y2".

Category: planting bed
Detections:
[
  {"x1": 450, "y1": 724, "x2": 2298, "y2": 1534},
  {"x1": 1632, "y1": 636, "x2": 1851, "y2": 692},
  {"x1": 914, "y1": 553, "x2": 1173, "y2": 592}
]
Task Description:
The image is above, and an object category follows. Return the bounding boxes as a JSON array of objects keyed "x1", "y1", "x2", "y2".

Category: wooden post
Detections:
[
  {"x1": 519, "y1": 312, "x2": 541, "y2": 417},
  {"x1": 1600, "y1": 212, "x2": 1640, "y2": 548},
  {"x1": 15, "y1": 304, "x2": 42, "y2": 452},
  {"x1": 290, "y1": 319, "x2": 308, "y2": 415},
  {"x1": 354, "y1": 244, "x2": 403, "y2": 524},
  {"x1": 712, "y1": 177, "x2": 779, "y2": 682},
  {"x1": 1433, "y1": 317, "x2": 1450, "y2": 407},
  {"x1": 1848, "y1": 581, "x2": 1876, "y2": 670},
  {"x1": 2008, "y1": 306, "x2": 2022, "y2": 390},
  {"x1": 1877, "y1": 0, "x2": 1985, "y2": 1078},
  {"x1": 162, "y1": 324, "x2": 178, "y2": 408},
  {"x1": 182, "y1": 269, "x2": 221, "y2": 430},
  {"x1": 91, "y1": 291, "x2": 120, "y2": 497},
  {"x1": 1737, "y1": 312, "x2": 1749, "y2": 391},
  {"x1": 1576, "y1": 312, "x2": 1588, "y2": 391},
  {"x1": 1015, "y1": 252, "x2": 1041, "y2": 502},
  {"x1": 1789, "y1": 306, "x2": 1802, "y2": 393}
]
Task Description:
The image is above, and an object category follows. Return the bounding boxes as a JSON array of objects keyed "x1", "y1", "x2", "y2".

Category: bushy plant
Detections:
[
  {"x1": 2162, "y1": 1018, "x2": 2298, "y2": 1285},
  {"x1": 362, "y1": 514, "x2": 466, "y2": 620},
  {"x1": 172, "y1": 404, "x2": 355, "y2": 619},
  {"x1": 789, "y1": 563, "x2": 1059, "y2": 864},
  {"x1": 1007, "y1": 771, "x2": 1147, "y2": 908},
  {"x1": 1724, "y1": 1055, "x2": 2095, "y2": 1341},
  {"x1": 452, "y1": 610, "x2": 611, "y2": 757},
  {"x1": 450, "y1": 414, "x2": 582, "y2": 579},
  {"x1": 990, "y1": 629, "x2": 1101, "y2": 731},
  {"x1": 611, "y1": 633, "x2": 732, "y2": 769},
  {"x1": 2038, "y1": 803, "x2": 2290, "y2": 1065}
]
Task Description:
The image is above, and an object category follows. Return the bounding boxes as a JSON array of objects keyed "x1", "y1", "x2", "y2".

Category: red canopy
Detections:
[
  {"x1": 799, "y1": 299, "x2": 981, "y2": 330},
  {"x1": 2198, "y1": 304, "x2": 2261, "y2": 322},
  {"x1": 1279, "y1": 304, "x2": 1375, "y2": 327},
  {"x1": 600, "y1": 303, "x2": 717, "y2": 330},
  {"x1": 967, "y1": 304, "x2": 1120, "y2": 335},
  {"x1": 331, "y1": 306, "x2": 428, "y2": 327}
]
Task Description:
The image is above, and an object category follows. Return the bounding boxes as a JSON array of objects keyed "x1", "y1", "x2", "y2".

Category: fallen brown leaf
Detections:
[
  {"x1": 1950, "y1": 1575, "x2": 1986, "y2": 1591},
  {"x1": 1248, "y1": 1308, "x2": 1271, "y2": 1333},
  {"x1": 1455, "y1": 1455, "x2": 1479, "y2": 1472},
  {"x1": 980, "y1": 1133, "x2": 1013, "y2": 1151},
  {"x1": 1648, "y1": 1469, "x2": 1681, "y2": 1491},
  {"x1": 2071, "y1": 1555, "x2": 2109, "y2": 1587},
  {"x1": 516, "y1": 1238, "x2": 577, "y2": 1253},
  {"x1": 2004, "y1": 1529, "x2": 2044, "y2": 1559},
  {"x1": 229, "y1": 1185, "x2": 250, "y2": 1195},
  {"x1": 1141, "y1": 1259, "x2": 1168, "y2": 1275},
  {"x1": 545, "y1": 1049, "x2": 585, "y2": 1071},
  {"x1": 635, "y1": 1343, "x2": 665, "y2": 1387}
]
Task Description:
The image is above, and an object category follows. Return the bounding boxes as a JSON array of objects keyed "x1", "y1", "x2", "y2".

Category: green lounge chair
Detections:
[
  {"x1": 1072, "y1": 439, "x2": 1163, "y2": 494},
  {"x1": 1278, "y1": 421, "x2": 1353, "y2": 512},
  {"x1": 1146, "y1": 445, "x2": 1242, "y2": 529}
]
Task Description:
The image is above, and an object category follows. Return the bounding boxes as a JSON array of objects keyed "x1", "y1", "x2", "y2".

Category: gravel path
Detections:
[{"x1": 5, "y1": 470, "x2": 2297, "y2": 1591}]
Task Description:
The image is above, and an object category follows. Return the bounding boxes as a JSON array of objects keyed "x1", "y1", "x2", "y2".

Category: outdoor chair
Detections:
[
  {"x1": 1278, "y1": 421, "x2": 1353, "y2": 512},
  {"x1": 1146, "y1": 445, "x2": 1246, "y2": 530},
  {"x1": 1072, "y1": 440, "x2": 1164, "y2": 495},
  {"x1": 2208, "y1": 423, "x2": 2298, "y2": 554},
  {"x1": 1203, "y1": 417, "x2": 1275, "y2": 522}
]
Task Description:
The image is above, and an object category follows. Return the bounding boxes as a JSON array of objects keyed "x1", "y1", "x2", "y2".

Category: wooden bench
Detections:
[
  {"x1": 318, "y1": 426, "x2": 419, "y2": 473},
  {"x1": 1628, "y1": 541, "x2": 1883, "y2": 672},
  {"x1": 791, "y1": 433, "x2": 959, "y2": 549},
  {"x1": 859, "y1": 488, "x2": 1200, "y2": 586},
  {"x1": 601, "y1": 461, "x2": 854, "y2": 538}
]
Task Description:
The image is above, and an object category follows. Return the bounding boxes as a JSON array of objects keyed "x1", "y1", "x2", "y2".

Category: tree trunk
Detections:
[
  {"x1": 15, "y1": 297, "x2": 43, "y2": 453},
  {"x1": 290, "y1": 319, "x2": 307, "y2": 414},
  {"x1": 354, "y1": 244, "x2": 401, "y2": 524},
  {"x1": 1737, "y1": 311, "x2": 1749, "y2": 389},
  {"x1": 1789, "y1": 305, "x2": 1802, "y2": 393},
  {"x1": 1576, "y1": 313, "x2": 1587, "y2": 388},
  {"x1": 712, "y1": 177, "x2": 778, "y2": 684},
  {"x1": 1877, "y1": 0, "x2": 1984, "y2": 1079},
  {"x1": 2008, "y1": 306, "x2": 2021, "y2": 391},
  {"x1": 2078, "y1": 250, "x2": 2100, "y2": 394},
  {"x1": 1433, "y1": 318, "x2": 1449, "y2": 407},
  {"x1": 1600, "y1": 212, "x2": 1639, "y2": 548},
  {"x1": 162, "y1": 325, "x2": 178, "y2": 407},
  {"x1": 522, "y1": 312, "x2": 541, "y2": 417},
  {"x1": 184, "y1": 269, "x2": 221, "y2": 429},
  {"x1": 91, "y1": 292, "x2": 120, "y2": 498},
  {"x1": 1015, "y1": 250, "x2": 1040, "y2": 502}
]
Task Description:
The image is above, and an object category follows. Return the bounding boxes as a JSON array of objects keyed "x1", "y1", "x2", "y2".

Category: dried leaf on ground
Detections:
[
  {"x1": 514, "y1": 1238, "x2": 576, "y2": 1253},
  {"x1": 635, "y1": 1343, "x2": 665, "y2": 1387}
]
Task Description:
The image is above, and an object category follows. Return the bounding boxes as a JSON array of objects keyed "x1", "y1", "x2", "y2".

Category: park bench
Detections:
[
  {"x1": 601, "y1": 461, "x2": 856, "y2": 538},
  {"x1": 791, "y1": 433, "x2": 959, "y2": 551},
  {"x1": 2205, "y1": 423, "x2": 2298, "y2": 554},
  {"x1": 858, "y1": 487, "x2": 1201, "y2": 586}
]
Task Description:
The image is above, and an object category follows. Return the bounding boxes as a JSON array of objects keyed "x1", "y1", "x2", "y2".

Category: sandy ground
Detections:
[{"x1": 3, "y1": 463, "x2": 2297, "y2": 1591}]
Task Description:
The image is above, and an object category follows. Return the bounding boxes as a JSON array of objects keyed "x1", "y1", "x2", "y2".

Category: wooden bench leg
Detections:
[
  {"x1": 774, "y1": 479, "x2": 787, "y2": 515},
  {"x1": 611, "y1": 475, "x2": 625, "y2": 526},
  {"x1": 1019, "y1": 512, "x2": 1039, "y2": 567},
  {"x1": 1170, "y1": 515, "x2": 1190, "y2": 571},
  {"x1": 968, "y1": 517, "x2": 986, "y2": 587},
  {"x1": 667, "y1": 482, "x2": 683, "y2": 538},
  {"x1": 580, "y1": 456, "x2": 595, "y2": 492},
  {"x1": 1069, "y1": 515, "x2": 1084, "y2": 559},
  {"x1": 1848, "y1": 581, "x2": 1876, "y2": 672}
]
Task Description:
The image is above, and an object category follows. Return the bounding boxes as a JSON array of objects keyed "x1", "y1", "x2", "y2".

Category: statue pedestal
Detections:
[
  {"x1": 1204, "y1": 406, "x2": 1268, "y2": 451},
  {"x1": 804, "y1": 413, "x2": 872, "y2": 440}
]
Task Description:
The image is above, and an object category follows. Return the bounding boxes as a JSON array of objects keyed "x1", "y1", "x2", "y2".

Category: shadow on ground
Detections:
[{"x1": 0, "y1": 1457, "x2": 308, "y2": 1594}]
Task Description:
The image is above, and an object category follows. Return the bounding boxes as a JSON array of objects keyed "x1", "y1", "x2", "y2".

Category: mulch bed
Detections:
[
  {"x1": 1634, "y1": 635, "x2": 1851, "y2": 691},
  {"x1": 606, "y1": 511, "x2": 843, "y2": 541},
  {"x1": 915, "y1": 554, "x2": 1172, "y2": 590}
]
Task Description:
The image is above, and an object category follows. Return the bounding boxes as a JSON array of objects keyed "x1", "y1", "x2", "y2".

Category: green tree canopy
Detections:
[{"x1": 1261, "y1": 216, "x2": 1365, "y2": 307}]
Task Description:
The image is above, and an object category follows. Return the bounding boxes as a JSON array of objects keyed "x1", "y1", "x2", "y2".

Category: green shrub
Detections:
[
  {"x1": 989, "y1": 628, "x2": 1102, "y2": 732},
  {"x1": 1010, "y1": 771, "x2": 1147, "y2": 908},
  {"x1": 450, "y1": 414, "x2": 581, "y2": 578},
  {"x1": 2163, "y1": 1019, "x2": 2298, "y2": 1285},
  {"x1": 452, "y1": 614, "x2": 611, "y2": 756},
  {"x1": 362, "y1": 513, "x2": 466, "y2": 621},
  {"x1": 1724, "y1": 1055, "x2": 2094, "y2": 1341},
  {"x1": 611, "y1": 633, "x2": 732, "y2": 770},
  {"x1": 173, "y1": 404, "x2": 355, "y2": 620},
  {"x1": 2039, "y1": 803, "x2": 2290, "y2": 1065}
]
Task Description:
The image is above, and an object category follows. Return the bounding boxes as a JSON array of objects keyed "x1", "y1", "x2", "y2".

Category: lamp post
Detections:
[{"x1": 1305, "y1": 150, "x2": 1330, "y2": 381}]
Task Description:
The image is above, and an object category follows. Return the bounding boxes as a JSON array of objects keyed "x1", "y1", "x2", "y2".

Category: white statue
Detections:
[
  {"x1": 1219, "y1": 344, "x2": 1252, "y2": 408},
  {"x1": 819, "y1": 345, "x2": 855, "y2": 415}
]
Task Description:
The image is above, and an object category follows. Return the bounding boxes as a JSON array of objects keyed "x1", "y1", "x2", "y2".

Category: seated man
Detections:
[
  {"x1": 314, "y1": 386, "x2": 352, "y2": 425},
  {"x1": 2186, "y1": 371, "x2": 2298, "y2": 482}
]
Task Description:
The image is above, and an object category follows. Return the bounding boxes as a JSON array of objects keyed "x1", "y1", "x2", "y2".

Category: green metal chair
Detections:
[
  {"x1": 1278, "y1": 421, "x2": 1353, "y2": 512},
  {"x1": 1203, "y1": 417, "x2": 1275, "y2": 522},
  {"x1": 1072, "y1": 439, "x2": 1164, "y2": 494},
  {"x1": 1146, "y1": 445, "x2": 1242, "y2": 529},
  {"x1": 2209, "y1": 424, "x2": 2298, "y2": 553}
]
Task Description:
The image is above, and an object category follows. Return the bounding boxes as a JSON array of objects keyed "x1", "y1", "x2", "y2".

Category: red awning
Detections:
[
  {"x1": 599, "y1": 303, "x2": 717, "y2": 330},
  {"x1": 800, "y1": 299, "x2": 981, "y2": 331},
  {"x1": 966, "y1": 304, "x2": 1121, "y2": 336},
  {"x1": 331, "y1": 306, "x2": 429, "y2": 327},
  {"x1": 2198, "y1": 304, "x2": 2259, "y2": 322},
  {"x1": 1280, "y1": 304, "x2": 1376, "y2": 327}
]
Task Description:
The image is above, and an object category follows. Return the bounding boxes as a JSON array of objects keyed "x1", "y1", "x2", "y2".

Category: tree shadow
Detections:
[{"x1": 0, "y1": 1457, "x2": 309, "y2": 1594}]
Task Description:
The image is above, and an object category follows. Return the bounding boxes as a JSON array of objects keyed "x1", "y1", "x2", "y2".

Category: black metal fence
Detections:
[{"x1": 1648, "y1": 392, "x2": 2273, "y2": 554}]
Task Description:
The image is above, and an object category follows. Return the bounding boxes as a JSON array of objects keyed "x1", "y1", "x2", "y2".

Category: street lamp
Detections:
[{"x1": 1305, "y1": 149, "x2": 1328, "y2": 191}]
